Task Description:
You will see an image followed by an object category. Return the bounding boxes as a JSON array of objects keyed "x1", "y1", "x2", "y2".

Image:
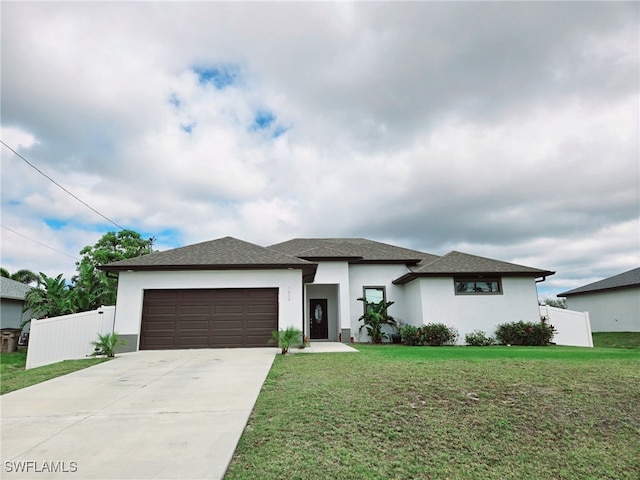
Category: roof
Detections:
[
  {"x1": 268, "y1": 238, "x2": 439, "y2": 264},
  {"x1": 99, "y1": 236, "x2": 316, "y2": 275},
  {"x1": 0, "y1": 277, "x2": 32, "y2": 301},
  {"x1": 559, "y1": 267, "x2": 640, "y2": 296},
  {"x1": 98, "y1": 236, "x2": 554, "y2": 285},
  {"x1": 394, "y1": 251, "x2": 555, "y2": 284}
]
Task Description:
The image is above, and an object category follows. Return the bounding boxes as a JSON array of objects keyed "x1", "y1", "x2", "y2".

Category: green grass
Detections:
[
  {"x1": 592, "y1": 332, "x2": 640, "y2": 349},
  {"x1": 225, "y1": 345, "x2": 640, "y2": 480},
  {"x1": 1, "y1": 350, "x2": 108, "y2": 395}
]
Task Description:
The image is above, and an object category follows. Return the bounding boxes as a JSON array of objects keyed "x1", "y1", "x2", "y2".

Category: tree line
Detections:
[{"x1": 2, "y1": 230, "x2": 154, "y2": 318}]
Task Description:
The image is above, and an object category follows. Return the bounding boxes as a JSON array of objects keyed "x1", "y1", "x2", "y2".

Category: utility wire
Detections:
[
  {"x1": 1, "y1": 140, "x2": 126, "y2": 230},
  {"x1": 1, "y1": 225, "x2": 80, "y2": 261}
]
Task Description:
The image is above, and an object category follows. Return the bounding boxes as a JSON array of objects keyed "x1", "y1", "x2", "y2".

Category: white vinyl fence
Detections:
[
  {"x1": 26, "y1": 306, "x2": 116, "y2": 369},
  {"x1": 539, "y1": 305, "x2": 593, "y2": 347}
]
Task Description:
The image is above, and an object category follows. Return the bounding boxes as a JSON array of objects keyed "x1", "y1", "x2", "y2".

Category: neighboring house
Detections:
[
  {"x1": 99, "y1": 236, "x2": 554, "y2": 351},
  {"x1": 559, "y1": 267, "x2": 640, "y2": 332},
  {"x1": 0, "y1": 277, "x2": 32, "y2": 330}
]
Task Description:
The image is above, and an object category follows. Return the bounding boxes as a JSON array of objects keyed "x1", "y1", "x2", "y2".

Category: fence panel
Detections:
[
  {"x1": 26, "y1": 306, "x2": 115, "y2": 369},
  {"x1": 539, "y1": 305, "x2": 593, "y2": 347}
]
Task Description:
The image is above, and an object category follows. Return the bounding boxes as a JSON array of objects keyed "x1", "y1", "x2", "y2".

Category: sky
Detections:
[{"x1": 1, "y1": 1, "x2": 638, "y2": 300}]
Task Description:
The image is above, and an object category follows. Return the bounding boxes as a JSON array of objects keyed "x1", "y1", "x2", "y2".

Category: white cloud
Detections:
[{"x1": 1, "y1": 1, "x2": 638, "y2": 296}]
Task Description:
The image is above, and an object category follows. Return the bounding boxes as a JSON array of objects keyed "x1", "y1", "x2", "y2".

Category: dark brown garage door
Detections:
[{"x1": 140, "y1": 288, "x2": 278, "y2": 349}]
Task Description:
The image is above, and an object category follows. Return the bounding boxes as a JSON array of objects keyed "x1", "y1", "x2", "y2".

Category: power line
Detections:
[
  {"x1": 1, "y1": 225, "x2": 80, "y2": 261},
  {"x1": 1, "y1": 140, "x2": 126, "y2": 230}
]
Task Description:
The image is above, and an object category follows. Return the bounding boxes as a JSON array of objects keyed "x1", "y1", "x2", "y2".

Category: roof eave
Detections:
[
  {"x1": 99, "y1": 263, "x2": 317, "y2": 273},
  {"x1": 559, "y1": 282, "x2": 639, "y2": 297},
  {"x1": 393, "y1": 270, "x2": 555, "y2": 284}
]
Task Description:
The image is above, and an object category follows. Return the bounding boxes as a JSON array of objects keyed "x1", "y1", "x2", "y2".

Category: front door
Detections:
[{"x1": 309, "y1": 299, "x2": 328, "y2": 340}]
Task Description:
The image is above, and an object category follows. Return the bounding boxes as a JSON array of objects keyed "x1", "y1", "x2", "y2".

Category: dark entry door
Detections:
[{"x1": 309, "y1": 299, "x2": 328, "y2": 340}]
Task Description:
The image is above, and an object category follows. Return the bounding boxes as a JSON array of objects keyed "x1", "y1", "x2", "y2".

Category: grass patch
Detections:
[
  {"x1": 1, "y1": 350, "x2": 108, "y2": 395},
  {"x1": 592, "y1": 332, "x2": 640, "y2": 349},
  {"x1": 226, "y1": 345, "x2": 640, "y2": 480}
]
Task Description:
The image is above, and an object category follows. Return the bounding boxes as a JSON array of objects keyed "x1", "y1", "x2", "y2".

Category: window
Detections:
[
  {"x1": 363, "y1": 286, "x2": 385, "y2": 306},
  {"x1": 454, "y1": 277, "x2": 502, "y2": 295}
]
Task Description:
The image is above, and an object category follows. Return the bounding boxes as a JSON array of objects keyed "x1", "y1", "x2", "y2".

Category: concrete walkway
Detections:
[
  {"x1": 1, "y1": 348, "x2": 277, "y2": 479},
  {"x1": 289, "y1": 341, "x2": 359, "y2": 354}
]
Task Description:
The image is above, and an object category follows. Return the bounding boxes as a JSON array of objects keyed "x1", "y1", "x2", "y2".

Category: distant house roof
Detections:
[
  {"x1": 268, "y1": 238, "x2": 439, "y2": 264},
  {"x1": 0, "y1": 277, "x2": 32, "y2": 301},
  {"x1": 559, "y1": 267, "x2": 640, "y2": 297},
  {"x1": 394, "y1": 251, "x2": 555, "y2": 284},
  {"x1": 99, "y1": 236, "x2": 317, "y2": 278}
]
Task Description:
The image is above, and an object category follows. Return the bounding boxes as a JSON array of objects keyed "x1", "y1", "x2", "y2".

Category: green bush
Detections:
[
  {"x1": 465, "y1": 330, "x2": 495, "y2": 346},
  {"x1": 269, "y1": 327, "x2": 303, "y2": 354},
  {"x1": 495, "y1": 320, "x2": 556, "y2": 346},
  {"x1": 419, "y1": 323, "x2": 458, "y2": 346},
  {"x1": 400, "y1": 325, "x2": 420, "y2": 346},
  {"x1": 401, "y1": 323, "x2": 458, "y2": 346}
]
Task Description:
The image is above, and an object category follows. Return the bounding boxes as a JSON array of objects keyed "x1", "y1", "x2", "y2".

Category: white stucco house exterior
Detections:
[
  {"x1": 100, "y1": 237, "x2": 554, "y2": 351},
  {"x1": 559, "y1": 267, "x2": 640, "y2": 332}
]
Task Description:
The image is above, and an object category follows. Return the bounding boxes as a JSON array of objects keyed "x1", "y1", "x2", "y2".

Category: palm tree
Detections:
[
  {"x1": 24, "y1": 273, "x2": 74, "y2": 318},
  {"x1": 1, "y1": 267, "x2": 39, "y2": 285}
]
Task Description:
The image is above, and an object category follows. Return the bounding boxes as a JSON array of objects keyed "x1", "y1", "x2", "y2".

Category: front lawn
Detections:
[
  {"x1": 225, "y1": 345, "x2": 640, "y2": 480},
  {"x1": 1, "y1": 350, "x2": 108, "y2": 395},
  {"x1": 592, "y1": 331, "x2": 640, "y2": 349}
]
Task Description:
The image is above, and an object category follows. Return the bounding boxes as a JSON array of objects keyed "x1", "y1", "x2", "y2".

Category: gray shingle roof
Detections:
[
  {"x1": 559, "y1": 267, "x2": 640, "y2": 296},
  {"x1": 99, "y1": 236, "x2": 554, "y2": 286},
  {"x1": 268, "y1": 238, "x2": 439, "y2": 264},
  {"x1": 0, "y1": 277, "x2": 32, "y2": 301},
  {"x1": 394, "y1": 251, "x2": 554, "y2": 284},
  {"x1": 99, "y1": 236, "x2": 315, "y2": 272}
]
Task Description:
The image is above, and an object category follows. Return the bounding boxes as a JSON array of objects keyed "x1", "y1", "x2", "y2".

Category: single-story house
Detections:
[
  {"x1": 99, "y1": 236, "x2": 554, "y2": 351},
  {"x1": 559, "y1": 267, "x2": 640, "y2": 332},
  {"x1": 0, "y1": 277, "x2": 32, "y2": 331}
]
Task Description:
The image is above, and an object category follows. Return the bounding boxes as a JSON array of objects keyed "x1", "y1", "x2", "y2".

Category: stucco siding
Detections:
[
  {"x1": 311, "y1": 262, "x2": 351, "y2": 332},
  {"x1": 114, "y1": 269, "x2": 304, "y2": 350},
  {"x1": 348, "y1": 264, "x2": 410, "y2": 341},
  {"x1": 404, "y1": 280, "x2": 424, "y2": 328},
  {"x1": 416, "y1": 276, "x2": 542, "y2": 343},
  {"x1": 566, "y1": 287, "x2": 640, "y2": 332}
]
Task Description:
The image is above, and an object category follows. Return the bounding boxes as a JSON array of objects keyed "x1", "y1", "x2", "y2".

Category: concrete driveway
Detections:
[{"x1": 1, "y1": 348, "x2": 277, "y2": 479}]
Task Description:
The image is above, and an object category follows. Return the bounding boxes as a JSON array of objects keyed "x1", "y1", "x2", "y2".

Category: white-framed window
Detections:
[{"x1": 454, "y1": 277, "x2": 502, "y2": 295}]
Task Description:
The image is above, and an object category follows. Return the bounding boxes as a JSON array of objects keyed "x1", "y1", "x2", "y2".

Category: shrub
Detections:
[
  {"x1": 495, "y1": 320, "x2": 557, "y2": 346},
  {"x1": 400, "y1": 325, "x2": 420, "y2": 346},
  {"x1": 269, "y1": 327, "x2": 303, "y2": 354},
  {"x1": 401, "y1": 323, "x2": 458, "y2": 346},
  {"x1": 419, "y1": 323, "x2": 459, "y2": 346},
  {"x1": 90, "y1": 332, "x2": 126, "y2": 357},
  {"x1": 465, "y1": 330, "x2": 495, "y2": 346}
]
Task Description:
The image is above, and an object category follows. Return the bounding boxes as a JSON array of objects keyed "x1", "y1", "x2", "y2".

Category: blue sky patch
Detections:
[
  {"x1": 168, "y1": 93, "x2": 181, "y2": 108},
  {"x1": 252, "y1": 110, "x2": 276, "y2": 130},
  {"x1": 44, "y1": 218, "x2": 68, "y2": 230},
  {"x1": 193, "y1": 65, "x2": 239, "y2": 89},
  {"x1": 272, "y1": 125, "x2": 289, "y2": 139},
  {"x1": 181, "y1": 123, "x2": 195, "y2": 134}
]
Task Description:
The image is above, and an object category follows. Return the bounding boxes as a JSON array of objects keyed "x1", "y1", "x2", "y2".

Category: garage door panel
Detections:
[
  {"x1": 214, "y1": 304, "x2": 244, "y2": 314},
  {"x1": 179, "y1": 320, "x2": 209, "y2": 330},
  {"x1": 146, "y1": 305, "x2": 177, "y2": 315},
  {"x1": 144, "y1": 321, "x2": 176, "y2": 331},
  {"x1": 177, "y1": 336, "x2": 209, "y2": 347},
  {"x1": 180, "y1": 305, "x2": 210, "y2": 315},
  {"x1": 141, "y1": 288, "x2": 278, "y2": 349},
  {"x1": 247, "y1": 304, "x2": 277, "y2": 314}
]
